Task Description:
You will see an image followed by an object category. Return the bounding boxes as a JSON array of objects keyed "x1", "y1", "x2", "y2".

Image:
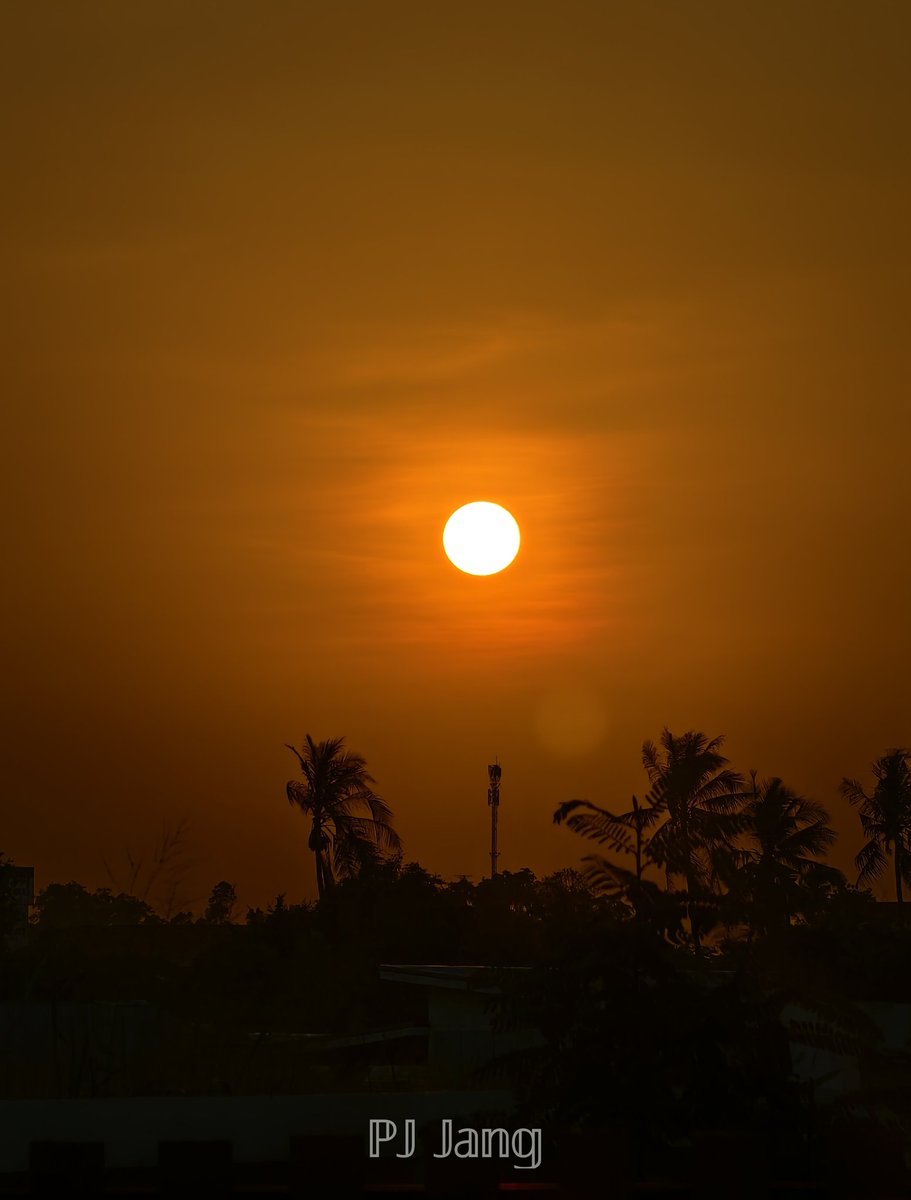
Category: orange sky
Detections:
[{"x1": 2, "y1": 2, "x2": 910, "y2": 911}]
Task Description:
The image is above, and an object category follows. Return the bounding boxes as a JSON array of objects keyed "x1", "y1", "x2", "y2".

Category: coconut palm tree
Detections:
[
  {"x1": 641, "y1": 729, "x2": 747, "y2": 950},
  {"x1": 643, "y1": 729, "x2": 747, "y2": 889},
  {"x1": 286, "y1": 735, "x2": 401, "y2": 899},
  {"x1": 840, "y1": 749, "x2": 911, "y2": 902},
  {"x1": 731, "y1": 775, "x2": 839, "y2": 933}
]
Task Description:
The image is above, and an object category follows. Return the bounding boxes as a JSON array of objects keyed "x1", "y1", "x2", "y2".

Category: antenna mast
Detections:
[{"x1": 487, "y1": 761, "x2": 502, "y2": 877}]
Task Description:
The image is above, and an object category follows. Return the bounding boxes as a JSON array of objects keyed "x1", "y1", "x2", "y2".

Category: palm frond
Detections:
[
  {"x1": 855, "y1": 837, "x2": 888, "y2": 886},
  {"x1": 286, "y1": 779, "x2": 311, "y2": 812},
  {"x1": 839, "y1": 777, "x2": 869, "y2": 808}
]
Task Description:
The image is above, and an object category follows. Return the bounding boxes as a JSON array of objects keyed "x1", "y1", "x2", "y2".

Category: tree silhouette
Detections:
[
  {"x1": 0, "y1": 854, "x2": 21, "y2": 946},
  {"x1": 640, "y1": 729, "x2": 746, "y2": 950},
  {"x1": 33, "y1": 882, "x2": 156, "y2": 927},
  {"x1": 841, "y1": 749, "x2": 911, "y2": 902},
  {"x1": 553, "y1": 794, "x2": 681, "y2": 931},
  {"x1": 729, "y1": 775, "x2": 839, "y2": 934},
  {"x1": 203, "y1": 881, "x2": 238, "y2": 924},
  {"x1": 553, "y1": 732, "x2": 749, "y2": 948},
  {"x1": 487, "y1": 920, "x2": 798, "y2": 1156},
  {"x1": 286, "y1": 735, "x2": 401, "y2": 900},
  {"x1": 642, "y1": 730, "x2": 746, "y2": 884},
  {"x1": 554, "y1": 793, "x2": 663, "y2": 884}
]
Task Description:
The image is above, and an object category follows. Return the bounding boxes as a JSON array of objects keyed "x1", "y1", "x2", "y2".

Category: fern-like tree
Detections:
[
  {"x1": 286, "y1": 735, "x2": 402, "y2": 900},
  {"x1": 553, "y1": 794, "x2": 683, "y2": 934},
  {"x1": 841, "y1": 749, "x2": 911, "y2": 902},
  {"x1": 554, "y1": 794, "x2": 661, "y2": 884}
]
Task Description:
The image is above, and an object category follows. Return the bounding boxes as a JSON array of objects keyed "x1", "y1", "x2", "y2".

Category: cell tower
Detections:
[{"x1": 487, "y1": 761, "x2": 502, "y2": 877}]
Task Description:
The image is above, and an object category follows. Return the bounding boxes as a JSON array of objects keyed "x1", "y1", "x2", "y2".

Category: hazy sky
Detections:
[{"x1": 3, "y1": 2, "x2": 909, "y2": 911}]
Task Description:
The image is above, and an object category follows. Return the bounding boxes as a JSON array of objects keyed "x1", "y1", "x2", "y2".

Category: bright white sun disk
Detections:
[{"x1": 443, "y1": 502, "x2": 521, "y2": 576}]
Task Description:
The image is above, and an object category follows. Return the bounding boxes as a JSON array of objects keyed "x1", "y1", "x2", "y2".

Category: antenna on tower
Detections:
[{"x1": 487, "y1": 760, "x2": 502, "y2": 877}]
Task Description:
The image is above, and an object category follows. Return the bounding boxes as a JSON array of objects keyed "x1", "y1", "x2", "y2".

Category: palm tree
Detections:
[
  {"x1": 642, "y1": 729, "x2": 747, "y2": 950},
  {"x1": 286, "y1": 735, "x2": 402, "y2": 899},
  {"x1": 841, "y1": 749, "x2": 911, "y2": 902},
  {"x1": 643, "y1": 729, "x2": 746, "y2": 889},
  {"x1": 732, "y1": 775, "x2": 839, "y2": 933}
]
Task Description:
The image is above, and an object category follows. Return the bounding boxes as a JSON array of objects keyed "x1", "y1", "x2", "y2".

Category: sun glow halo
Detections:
[{"x1": 443, "y1": 502, "x2": 521, "y2": 576}]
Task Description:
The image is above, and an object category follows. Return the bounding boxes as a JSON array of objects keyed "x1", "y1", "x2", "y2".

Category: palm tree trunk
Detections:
[
  {"x1": 895, "y1": 848, "x2": 904, "y2": 904},
  {"x1": 315, "y1": 850, "x2": 329, "y2": 900}
]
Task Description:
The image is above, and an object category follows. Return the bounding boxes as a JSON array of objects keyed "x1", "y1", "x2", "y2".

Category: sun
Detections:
[{"x1": 443, "y1": 501, "x2": 521, "y2": 576}]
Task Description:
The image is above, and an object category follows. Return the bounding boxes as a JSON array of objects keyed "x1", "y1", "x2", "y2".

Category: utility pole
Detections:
[{"x1": 488, "y1": 761, "x2": 501, "y2": 877}]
